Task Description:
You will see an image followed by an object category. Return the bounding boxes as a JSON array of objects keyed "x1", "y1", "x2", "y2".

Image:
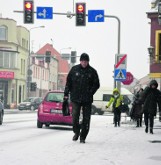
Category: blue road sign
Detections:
[
  {"x1": 114, "y1": 69, "x2": 126, "y2": 81},
  {"x1": 88, "y1": 10, "x2": 104, "y2": 22},
  {"x1": 37, "y1": 7, "x2": 53, "y2": 19}
]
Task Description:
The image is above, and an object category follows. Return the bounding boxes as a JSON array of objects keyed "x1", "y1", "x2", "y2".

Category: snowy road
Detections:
[{"x1": 0, "y1": 111, "x2": 161, "y2": 165}]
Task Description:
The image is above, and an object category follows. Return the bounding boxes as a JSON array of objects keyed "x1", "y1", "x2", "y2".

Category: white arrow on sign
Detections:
[
  {"x1": 95, "y1": 14, "x2": 103, "y2": 21},
  {"x1": 38, "y1": 9, "x2": 47, "y2": 18}
]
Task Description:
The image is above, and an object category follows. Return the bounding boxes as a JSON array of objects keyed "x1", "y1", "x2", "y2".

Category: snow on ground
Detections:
[{"x1": 0, "y1": 113, "x2": 161, "y2": 165}]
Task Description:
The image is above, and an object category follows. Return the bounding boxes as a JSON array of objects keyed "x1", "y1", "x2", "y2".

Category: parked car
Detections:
[
  {"x1": 0, "y1": 100, "x2": 4, "y2": 125},
  {"x1": 18, "y1": 97, "x2": 42, "y2": 111},
  {"x1": 37, "y1": 90, "x2": 73, "y2": 128}
]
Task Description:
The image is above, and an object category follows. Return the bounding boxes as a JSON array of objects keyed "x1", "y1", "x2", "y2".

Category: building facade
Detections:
[
  {"x1": 30, "y1": 52, "x2": 58, "y2": 97},
  {"x1": 0, "y1": 18, "x2": 70, "y2": 108},
  {"x1": 147, "y1": 0, "x2": 161, "y2": 89},
  {"x1": 0, "y1": 18, "x2": 29, "y2": 108}
]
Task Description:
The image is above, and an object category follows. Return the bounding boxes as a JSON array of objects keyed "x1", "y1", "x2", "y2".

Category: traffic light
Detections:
[
  {"x1": 24, "y1": 0, "x2": 34, "y2": 24},
  {"x1": 76, "y1": 3, "x2": 86, "y2": 26},
  {"x1": 45, "y1": 51, "x2": 51, "y2": 63},
  {"x1": 30, "y1": 82, "x2": 37, "y2": 91},
  {"x1": 71, "y1": 51, "x2": 77, "y2": 63}
]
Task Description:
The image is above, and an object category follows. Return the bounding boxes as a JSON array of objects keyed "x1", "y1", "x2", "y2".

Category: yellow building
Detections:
[{"x1": 0, "y1": 18, "x2": 29, "y2": 108}]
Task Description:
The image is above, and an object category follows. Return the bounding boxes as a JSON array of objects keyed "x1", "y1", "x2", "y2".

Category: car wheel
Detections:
[
  {"x1": 98, "y1": 110, "x2": 104, "y2": 115},
  {"x1": 30, "y1": 106, "x2": 35, "y2": 111},
  {"x1": 0, "y1": 113, "x2": 3, "y2": 125},
  {"x1": 45, "y1": 124, "x2": 50, "y2": 127},
  {"x1": 91, "y1": 105, "x2": 97, "y2": 115},
  {"x1": 37, "y1": 120, "x2": 43, "y2": 128}
]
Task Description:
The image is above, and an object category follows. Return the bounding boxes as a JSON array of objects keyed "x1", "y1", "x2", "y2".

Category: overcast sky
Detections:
[{"x1": 0, "y1": 0, "x2": 151, "y2": 87}]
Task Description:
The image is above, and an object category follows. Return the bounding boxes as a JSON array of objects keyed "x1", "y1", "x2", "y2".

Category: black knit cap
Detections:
[{"x1": 80, "y1": 53, "x2": 90, "y2": 61}]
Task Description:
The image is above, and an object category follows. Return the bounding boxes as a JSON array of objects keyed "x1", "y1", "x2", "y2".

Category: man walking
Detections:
[{"x1": 64, "y1": 53, "x2": 100, "y2": 143}]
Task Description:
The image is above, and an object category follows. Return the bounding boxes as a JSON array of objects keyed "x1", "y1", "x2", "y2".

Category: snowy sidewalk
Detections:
[{"x1": 63, "y1": 115, "x2": 161, "y2": 165}]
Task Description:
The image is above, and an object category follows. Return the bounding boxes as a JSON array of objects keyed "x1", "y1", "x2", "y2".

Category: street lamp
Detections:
[
  {"x1": 158, "y1": 1, "x2": 161, "y2": 25},
  {"x1": 148, "y1": 46, "x2": 154, "y2": 56},
  {"x1": 27, "y1": 25, "x2": 45, "y2": 98},
  {"x1": 148, "y1": 46, "x2": 154, "y2": 64}
]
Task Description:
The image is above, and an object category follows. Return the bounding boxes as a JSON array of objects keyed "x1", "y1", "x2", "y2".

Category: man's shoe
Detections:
[
  {"x1": 145, "y1": 127, "x2": 148, "y2": 133},
  {"x1": 72, "y1": 134, "x2": 79, "y2": 141},
  {"x1": 80, "y1": 139, "x2": 85, "y2": 143},
  {"x1": 150, "y1": 128, "x2": 153, "y2": 134}
]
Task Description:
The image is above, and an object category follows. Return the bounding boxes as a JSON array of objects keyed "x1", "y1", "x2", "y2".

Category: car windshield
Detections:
[
  {"x1": 23, "y1": 98, "x2": 35, "y2": 102},
  {"x1": 45, "y1": 93, "x2": 64, "y2": 102}
]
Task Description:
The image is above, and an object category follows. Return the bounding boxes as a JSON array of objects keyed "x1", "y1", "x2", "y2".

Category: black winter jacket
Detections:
[
  {"x1": 140, "y1": 87, "x2": 161, "y2": 116},
  {"x1": 64, "y1": 64, "x2": 100, "y2": 103}
]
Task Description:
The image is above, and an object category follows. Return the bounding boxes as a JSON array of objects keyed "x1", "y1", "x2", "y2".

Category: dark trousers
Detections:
[
  {"x1": 113, "y1": 108, "x2": 121, "y2": 126},
  {"x1": 144, "y1": 113, "x2": 154, "y2": 128},
  {"x1": 136, "y1": 116, "x2": 142, "y2": 127},
  {"x1": 72, "y1": 102, "x2": 91, "y2": 140}
]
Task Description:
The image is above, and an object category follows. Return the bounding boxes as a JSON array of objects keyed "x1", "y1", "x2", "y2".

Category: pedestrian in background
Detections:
[
  {"x1": 64, "y1": 53, "x2": 100, "y2": 143},
  {"x1": 140, "y1": 80, "x2": 161, "y2": 134},
  {"x1": 130, "y1": 88, "x2": 144, "y2": 127},
  {"x1": 105, "y1": 88, "x2": 123, "y2": 127}
]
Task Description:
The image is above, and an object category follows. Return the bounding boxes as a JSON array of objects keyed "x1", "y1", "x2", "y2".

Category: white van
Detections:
[{"x1": 92, "y1": 87, "x2": 133, "y2": 115}]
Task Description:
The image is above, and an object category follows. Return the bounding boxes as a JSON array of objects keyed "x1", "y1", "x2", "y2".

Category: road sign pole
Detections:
[{"x1": 104, "y1": 15, "x2": 121, "y2": 91}]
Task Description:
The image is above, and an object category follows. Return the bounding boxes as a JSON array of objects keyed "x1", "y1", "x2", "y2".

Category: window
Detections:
[
  {"x1": 0, "y1": 52, "x2": 3, "y2": 67},
  {"x1": 4, "y1": 52, "x2": 10, "y2": 68},
  {"x1": 103, "y1": 94, "x2": 113, "y2": 101},
  {"x1": 0, "y1": 26, "x2": 7, "y2": 41},
  {"x1": 156, "y1": 31, "x2": 161, "y2": 61},
  {"x1": 159, "y1": 34, "x2": 161, "y2": 61},
  {"x1": 0, "y1": 51, "x2": 17, "y2": 68}
]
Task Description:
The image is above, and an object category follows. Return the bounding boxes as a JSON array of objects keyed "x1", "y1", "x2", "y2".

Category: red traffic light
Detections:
[
  {"x1": 25, "y1": 2, "x2": 32, "y2": 10},
  {"x1": 77, "y1": 4, "x2": 84, "y2": 12},
  {"x1": 75, "y1": 3, "x2": 86, "y2": 26}
]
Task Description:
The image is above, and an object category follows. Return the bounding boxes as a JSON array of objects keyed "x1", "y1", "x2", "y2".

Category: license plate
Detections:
[{"x1": 51, "y1": 109, "x2": 62, "y2": 114}]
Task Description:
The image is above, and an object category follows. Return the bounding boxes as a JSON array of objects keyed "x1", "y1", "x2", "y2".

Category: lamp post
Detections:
[{"x1": 27, "y1": 25, "x2": 45, "y2": 98}]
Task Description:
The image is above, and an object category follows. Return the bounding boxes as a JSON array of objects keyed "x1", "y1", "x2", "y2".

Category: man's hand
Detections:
[
  {"x1": 64, "y1": 96, "x2": 68, "y2": 101},
  {"x1": 105, "y1": 105, "x2": 109, "y2": 109}
]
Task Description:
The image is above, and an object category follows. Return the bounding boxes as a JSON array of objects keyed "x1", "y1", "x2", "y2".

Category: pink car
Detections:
[{"x1": 37, "y1": 90, "x2": 73, "y2": 128}]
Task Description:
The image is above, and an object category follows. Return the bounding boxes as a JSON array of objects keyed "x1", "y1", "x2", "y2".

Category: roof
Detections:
[
  {"x1": 147, "y1": 0, "x2": 159, "y2": 13},
  {"x1": 36, "y1": 43, "x2": 69, "y2": 73}
]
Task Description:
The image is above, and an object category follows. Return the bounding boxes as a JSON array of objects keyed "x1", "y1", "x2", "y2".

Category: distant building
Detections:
[{"x1": 36, "y1": 43, "x2": 70, "y2": 91}]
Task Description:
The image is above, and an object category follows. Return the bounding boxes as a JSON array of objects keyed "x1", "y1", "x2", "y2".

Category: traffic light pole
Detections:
[
  {"x1": 104, "y1": 15, "x2": 121, "y2": 91},
  {"x1": 14, "y1": 10, "x2": 121, "y2": 91}
]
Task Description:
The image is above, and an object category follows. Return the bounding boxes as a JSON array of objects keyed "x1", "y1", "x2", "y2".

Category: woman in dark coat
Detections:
[
  {"x1": 131, "y1": 88, "x2": 144, "y2": 127},
  {"x1": 140, "y1": 80, "x2": 161, "y2": 134}
]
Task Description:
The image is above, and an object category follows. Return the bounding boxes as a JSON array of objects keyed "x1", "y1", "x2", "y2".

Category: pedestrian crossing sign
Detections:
[{"x1": 114, "y1": 69, "x2": 126, "y2": 81}]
